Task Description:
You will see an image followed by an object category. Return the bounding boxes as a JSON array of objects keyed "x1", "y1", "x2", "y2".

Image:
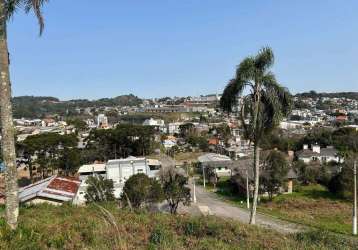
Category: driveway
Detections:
[{"x1": 185, "y1": 180, "x2": 305, "y2": 234}]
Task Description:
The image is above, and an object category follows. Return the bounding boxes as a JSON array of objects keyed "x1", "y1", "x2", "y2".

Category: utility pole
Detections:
[
  {"x1": 354, "y1": 160, "x2": 357, "y2": 235},
  {"x1": 202, "y1": 165, "x2": 206, "y2": 188},
  {"x1": 193, "y1": 178, "x2": 197, "y2": 203},
  {"x1": 246, "y1": 168, "x2": 250, "y2": 209}
]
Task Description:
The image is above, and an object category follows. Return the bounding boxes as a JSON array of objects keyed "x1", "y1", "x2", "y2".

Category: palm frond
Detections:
[
  {"x1": 4, "y1": 0, "x2": 22, "y2": 20},
  {"x1": 220, "y1": 78, "x2": 245, "y2": 113},
  {"x1": 24, "y1": 0, "x2": 48, "y2": 35},
  {"x1": 262, "y1": 72, "x2": 292, "y2": 116},
  {"x1": 236, "y1": 57, "x2": 256, "y2": 82},
  {"x1": 254, "y1": 47, "x2": 274, "y2": 73}
]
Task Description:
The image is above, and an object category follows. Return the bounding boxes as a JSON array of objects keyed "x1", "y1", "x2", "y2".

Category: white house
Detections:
[
  {"x1": 74, "y1": 157, "x2": 162, "y2": 204},
  {"x1": 143, "y1": 118, "x2": 166, "y2": 133},
  {"x1": 296, "y1": 144, "x2": 343, "y2": 164},
  {"x1": 73, "y1": 163, "x2": 107, "y2": 205},
  {"x1": 167, "y1": 122, "x2": 183, "y2": 134},
  {"x1": 106, "y1": 156, "x2": 161, "y2": 198},
  {"x1": 198, "y1": 153, "x2": 232, "y2": 177},
  {"x1": 78, "y1": 163, "x2": 106, "y2": 181}
]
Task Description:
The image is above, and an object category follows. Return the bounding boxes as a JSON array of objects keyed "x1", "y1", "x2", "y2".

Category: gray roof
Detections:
[
  {"x1": 296, "y1": 147, "x2": 338, "y2": 158},
  {"x1": 198, "y1": 153, "x2": 232, "y2": 163}
]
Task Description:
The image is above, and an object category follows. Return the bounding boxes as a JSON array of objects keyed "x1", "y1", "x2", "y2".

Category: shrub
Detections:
[
  {"x1": 161, "y1": 168, "x2": 191, "y2": 214},
  {"x1": 328, "y1": 166, "x2": 353, "y2": 199},
  {"x1": 121, "y1": 173, "x2": 164, "y2": 208},
  {"x1": 261, "y1": 150, "x2": 289, "y2": 199},
  {"x1": 85, "y1": 175, "x2": 115, "y2": 203}
]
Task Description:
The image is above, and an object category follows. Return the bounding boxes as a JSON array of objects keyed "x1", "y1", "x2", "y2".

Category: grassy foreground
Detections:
[{"x1": 0, "y1": 204, "x2": 357, "y2": 249}]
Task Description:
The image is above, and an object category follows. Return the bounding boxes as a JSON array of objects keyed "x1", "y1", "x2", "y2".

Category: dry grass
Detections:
[{"x1": 0, "y1": 203, "x2": 356, "y2": 249}]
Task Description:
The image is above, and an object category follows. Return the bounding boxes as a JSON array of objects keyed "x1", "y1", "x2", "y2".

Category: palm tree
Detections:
[
  {"x1": 0, "y1": 0, "x2": 48, "y2": 229},
  {"x1": 220, "y1": 47, "x2": 292, "y2": 224}
]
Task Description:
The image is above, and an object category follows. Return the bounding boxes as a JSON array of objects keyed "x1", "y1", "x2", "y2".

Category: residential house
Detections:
[
  {"x1": 106, "y1": 156, "x2": 161, "y2": 198},
  {"x1": 198, "y1": 153, "x2": 233, "y2": 178},
  {"x1": 296, "y1": 144, "x2": 343, "y2": 164},
  {"x1": 143, "y1": 118, "x2": 166, "y2": 133},
  {"x1": 19, "y1": 176, "x2": 81, "y2": 205},
  {"x1": 230, "y1": 158, "x2": 297, "y2": 196}
]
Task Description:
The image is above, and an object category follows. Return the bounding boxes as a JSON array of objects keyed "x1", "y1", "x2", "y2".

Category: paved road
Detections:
[
  {"x1": 159, "y1": 156, "x2": 304, "y2": 234},
  {"x1": 187, "y1": 180, "x2": 305, "y2": 234}
]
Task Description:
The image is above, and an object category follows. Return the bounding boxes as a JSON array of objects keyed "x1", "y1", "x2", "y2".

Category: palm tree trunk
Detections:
[
  {"x1": 249, "y1": 84, "x2": 261, "y2": 225},
  {"x1": 249, "y1": 145, "x2": 260, "y2": 224},
  {"x1": 0, "y1": 0, "x2": 19, "y2": 229}
]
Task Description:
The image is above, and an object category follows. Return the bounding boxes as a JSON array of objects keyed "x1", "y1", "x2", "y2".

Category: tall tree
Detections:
[
  {"x1": 0, "y1": 0, "x2": 48, "y2": 229},
  {"x1": 261, "y1": 150, "x2": 289, "y2": 200},
  {"x1": 220, "y1": 47, "x2": 292, "y2": 224}
]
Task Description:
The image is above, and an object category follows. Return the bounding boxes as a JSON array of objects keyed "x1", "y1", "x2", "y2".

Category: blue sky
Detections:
[{"x1": 7, "y1": 0, "x2": 358, "y2": 100}]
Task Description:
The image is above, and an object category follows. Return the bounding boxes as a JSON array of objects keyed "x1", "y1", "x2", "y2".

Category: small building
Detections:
[
  {"x1": 19, "y1": 176, "x2": 80, "y2": 205},
  {"x1": 198, "y1": 153, "x2": 233, "y2": 177},
  {"x1": 97, "y1": 114, "x2": 109, "y2": 128},
  {"x1": 143, "y1": 118, "x2": 166, "y2": 132},
  {"x1": 78, "y1": 163, "x2": 106, "y2": 182},
  {"x1": 146, "y1": 158, "x2": 162, "y2": 178},
  {"x1": 106, "y1": 156, "x2": 161, "y2": 198}
]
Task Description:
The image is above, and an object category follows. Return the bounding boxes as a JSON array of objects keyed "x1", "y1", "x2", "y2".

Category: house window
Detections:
[
  {"x1": 149, "y1": 165, "x2": 161, "y2": 171},
  {"x1": 137, "y1": 169, "x2": 143, "y2": 173}
]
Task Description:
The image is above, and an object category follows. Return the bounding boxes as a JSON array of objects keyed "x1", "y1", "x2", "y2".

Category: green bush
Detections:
[{"x1": 122, "y1": 173, "x2": 164, "y2": 208}]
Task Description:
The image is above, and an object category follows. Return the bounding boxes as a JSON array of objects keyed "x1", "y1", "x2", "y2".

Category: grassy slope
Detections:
[
  {"x1": 0, "y1": 204, "x2": 357, "y2": 250},
  {"x1": 258, "y1": 185, "x2": 353, "y2": 235},
  {"x1": 210, "y1": 180, "x2": 354, "y2": 235}
]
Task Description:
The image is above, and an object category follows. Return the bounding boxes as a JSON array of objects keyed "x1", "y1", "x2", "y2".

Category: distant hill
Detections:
[
  {"x1": 295, "y1": 91, "x2": 358, "y2": 100},
  {"x1": 12, "y1": 94, "x2": 143, "y2": 119}
]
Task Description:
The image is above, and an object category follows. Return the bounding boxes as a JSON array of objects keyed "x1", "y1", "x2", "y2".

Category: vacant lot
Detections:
[
  {"x1": 1, "y1": 203, "x2": 357, "y2": 249},
  {"x1": 258, "y1": 185, "x2": 353, "y2": 235},
  {"x1": 206, "y1": 179, "x2": 354, "y2": 235}
]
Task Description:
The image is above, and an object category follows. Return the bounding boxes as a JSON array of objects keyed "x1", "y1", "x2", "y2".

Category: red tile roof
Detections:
[{"x1": 47, "y1": 177, "x2": 81, "y2": 194}]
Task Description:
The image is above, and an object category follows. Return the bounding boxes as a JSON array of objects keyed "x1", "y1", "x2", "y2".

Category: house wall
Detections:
[
  {"x1": 298, "y1": 155, "x2": 342, "y2": 164},
  {"x1": 27, "y1": 197, "x2": 63, "y2": 206}
]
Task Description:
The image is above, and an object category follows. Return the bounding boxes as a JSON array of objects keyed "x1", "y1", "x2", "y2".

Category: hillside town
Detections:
[
  {"x1": 1, "y1": 1, "x2": 358, "y2": 249},
  {"x1": 0, "y1": 91, "x2": 356, "y2": 209}
]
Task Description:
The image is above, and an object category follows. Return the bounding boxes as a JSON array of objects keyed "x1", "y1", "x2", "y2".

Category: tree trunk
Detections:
[
  {"x1": 249, "y1": 82, "x2": 261, "y2": 225},
  {"x1": 0, "y1": 0, "x2": 19, "y2": 229},
  {"x1": 249, "y1": 145, "x2": 260, "y2": 224},
  {"x1": 29, "y1": 161, "x2": 33, "y2": 183}
]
